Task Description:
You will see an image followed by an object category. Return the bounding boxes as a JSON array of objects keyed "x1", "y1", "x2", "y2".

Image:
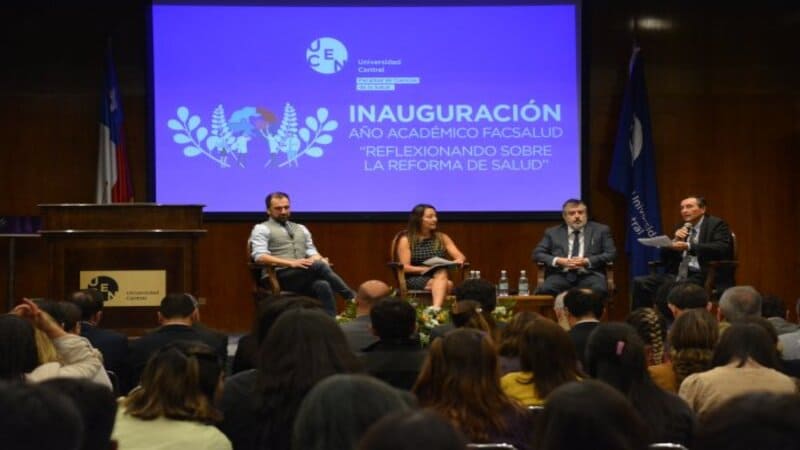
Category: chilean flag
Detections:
[{"x1": 96, "y1": 43, "x2": 133, "y2": 203}]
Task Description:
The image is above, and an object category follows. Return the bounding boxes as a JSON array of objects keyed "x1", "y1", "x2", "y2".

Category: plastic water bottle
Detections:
[
  {"x1": 518, "y1": 270, "x2": 529, "y2": 296},
  {"x1": 469, "y1": 270, "x2": 477, "y2": 279},
  {"x1": 475, "y1": 270, "x2": 481, "y2": 280},
  {"x1": 498, "y1": 270, "x2": 509, "y2": 297}
]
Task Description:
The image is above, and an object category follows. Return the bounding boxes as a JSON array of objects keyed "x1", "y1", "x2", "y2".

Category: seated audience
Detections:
[
  {"x1": 532, "y1": 380, "x2": 650, "y2": 450},
  {"x1": 2, "y1": 299, "x2": 107, "y2": 387},
  {"x1": 693, "y1": 392, "x2": 800, "y2": 450},
  {"x1": 40, "y1": 378, "x2": 118, "y2": 450},
  {"x1": 67, "y1": 289, "x2": 129, "y2": 384},
  {"x1": 649, "y1": 308, "x2": 718, "y2": 392},
  {"x1": 450, "y1": 300, "x2": 493, "y2": 334},
  {"x1": 0, "y1": 382, "x2": 84, "y2": 450},
  {"x1": 292, "y1": 374, "x2": 413, "y2": 450},
  {"x1": 128, "y1": 293, "x2": 227, "y2": 387},
  {"x1": 585, "y1": 323, "x2": 695, "y2": 446},
  {"x1": 717, "y1": 285, "x2": 762, "y2": 333},
  {"x1": 361, "y1": 298, "x2": 427, "y2": 390},
  {"x1": 761, "y1": 294, "x2": 798, "y2": 335},
  {"x1": 666, "y1": 282, "x2": 711, "y2": 318},
  {"x1": 496, "y1": 311, "x2": 542, "y2": 375},
  {"x1": 340, "y1": 280, "x2": 392, "y2": 353},
  {"x1": 413, "y1": 328, "x2": 533, "y2": 449},
  {"x1": 679, "y1": 322, "x2": 797, "y2": 418},
  {"x1": 396, "y1": 203, "x2": 466, "y2": 308},
  {"x1": 231, "y1": 294, "x2": 321, "y2": 374},
  {"x1": 357, "y1": 409, "x2": 468, "y2": 450},
  {"x1": 501, "y1": 318, "x2": 583, "y2": 406},
  {"x1": 219, "y1": 308, "x2": 361, "y2": 450},
  {"x1": 113, "y1": 341, "x2": 230, "y2": 450},
  {"x1": 626, "y1": 307, "x2": 667, "y2": 366},
  {"x1": 430, "y1": 278, "x2": 498, "y2": 340},
  {"x1": 562, "y1": 288, "x2": 604, "y2": 368}
]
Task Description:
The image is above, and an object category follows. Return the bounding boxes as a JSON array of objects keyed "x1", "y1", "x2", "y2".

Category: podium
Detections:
[{"x1": 39, "y1": 204, "x2": 205, "y2": 335}]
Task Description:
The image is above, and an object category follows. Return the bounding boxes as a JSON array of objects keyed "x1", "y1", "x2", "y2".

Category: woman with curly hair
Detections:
[
  {"x1": 649, "y1": 308, "x2": 718, "y2": 392},
  {"x1": 413, "y1": 328, "x2": 533, "y2": 449}
]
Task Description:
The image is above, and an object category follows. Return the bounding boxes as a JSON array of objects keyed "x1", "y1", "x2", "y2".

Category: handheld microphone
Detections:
[{"x1": 682, "y1": 222, "x2": 693, "y2": 241}]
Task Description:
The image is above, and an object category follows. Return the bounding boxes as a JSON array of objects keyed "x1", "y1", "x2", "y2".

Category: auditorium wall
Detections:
[{"x1": 1, "y1": 1, "x2": 798, "y2": 331}]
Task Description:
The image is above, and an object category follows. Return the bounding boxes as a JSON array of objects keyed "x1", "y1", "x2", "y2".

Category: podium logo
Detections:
[
  {"x1": 87, "y1": 276, "x2": 119, "y2": 302},
  {"x1": 307, "y1": 37, "x2": 347, "y2": 74}
]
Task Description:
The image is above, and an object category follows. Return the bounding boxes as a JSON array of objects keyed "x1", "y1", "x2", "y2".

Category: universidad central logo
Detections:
[{"x1": 307, "y1": 37, "x2": 348, "y2": 74}]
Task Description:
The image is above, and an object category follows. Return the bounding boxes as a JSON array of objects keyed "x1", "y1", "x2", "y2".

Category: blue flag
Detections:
[{"x1": 608, "y1": 46, "x2": 663, "y2": 277}]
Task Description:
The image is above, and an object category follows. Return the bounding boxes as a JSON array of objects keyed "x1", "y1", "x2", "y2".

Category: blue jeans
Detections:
[{"x1": 277, "y1": 260, "x2": 355, "y2": 315}]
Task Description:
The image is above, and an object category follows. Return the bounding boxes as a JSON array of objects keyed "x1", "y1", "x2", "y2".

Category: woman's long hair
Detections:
[
  {"x1": 412, "y1": 328, "x2": 522, "y2": 443},
  {"x1": 712, "y1": 322, "x2": 781, "y2": 369},
  {"x1": 0, "y1": 315, "x2": 39, "y2": 381},
  {"x1": 497, "y1": 311, "x2": 542, "y2": 358},
  {"x1": 669, "y1": 308, "x2": 718, "y2": 385},
  {"x1": 518, "y1": 319, "x2": 583, "y2": 399},
  {"x1": 626, "y1": 308, "x2": 666, "y2": 366},
  {"x1": 123, "y1": 341, "x2": 223, "y2": 423},
  {"x1": 406, "y1": 203, "x2": 443, "y2": 254},
  {"x1": 256, "y1": 308, "x2": 362, "y2": 450}
]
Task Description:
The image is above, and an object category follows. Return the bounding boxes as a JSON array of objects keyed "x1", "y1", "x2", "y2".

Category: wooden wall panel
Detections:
[{"x1": 2, "y1": 1, "x2": 799, "y2": 330}]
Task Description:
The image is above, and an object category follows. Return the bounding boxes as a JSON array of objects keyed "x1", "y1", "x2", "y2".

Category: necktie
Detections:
[
  {"x1": 570, "y1": 230, "x2": 581, "y2": 258},
  {"x1": 676, "y1": 227, "x2": 694, "y2": 280}
]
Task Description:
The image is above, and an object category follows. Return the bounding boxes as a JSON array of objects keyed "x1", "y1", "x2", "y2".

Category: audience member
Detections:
[
  {"x1": 693, "y1": 392, "x2": 800, "y2": 450},
  {"x1": 40, "y1": 378, "x2": 118, "y2": 450},
  {"x1": 413, "y1": 328, "x2": 533, "y2": 449},
  {"x1": 128, "y1": 293, "x2": 227, "y2": 388},
  {"x1": 430, "y1": 278, "x2": 498, "y2": 340},
  {"x1": 761, "y1": 294, "x2": 799, "y2": 335},
  {"x1": 292, "y1": 374, "x2": 413, "y2": 450},
  {"x1": 231, "y1": 295, "x2": 321, "y2": 374},
  {"x1": 496, "y1": 311, "x2": 542, "y2": 375},
  {"x1": 585, "y1": 323, "x2": 695, "y2": 446},
  {"x1": 679, "y1": 322, "x2": 797, "y2": 418},
  {"x1": 652, "y1": 279, "x2": 679, "y2": 325},
  {"x1": 361, "y1": 298, "x2": 427, "y2": 390},
  {"x1": 666, "y1": 282, "x2": 710, "y2": 318},
  {"x1": 625, "y1": 307, "x2": 667, "y2": 366},
  {"x1": 113, "y1": 341, "x2": 230, "y2": 450},
  {"x1": 0, "y1": 381, "x2": 84, "y2": 450},
  {"x1": 501, "y1": 318, "x2": 582, "y2": 406},
  {"x1": 717, "y1": 285, "x2": 762, "y2": 333},
  {"x1": 219, "y1": 308, "x2": 361, "y2": 450},
  {"x1": 450, "y1": 300, "x2": 492, "y2": 334},
  {"x1": 649, "y1": 308, "x2": 718, "y2": 392},
  {"x1": 532, "y1": 380, "x2": 649, "y2": 450},
  {"x1": 357, "y1": 409, "x2": 468, "y2": 450},
  {"x1": 340, "y1": 280, "x2": 391, "y2": 353},
  {"x1": 67, "y1": 289, "x2": 130, "y2": 391},
  {"x1": 562, "y1": 287, "x2": 604, "y2": 367}
]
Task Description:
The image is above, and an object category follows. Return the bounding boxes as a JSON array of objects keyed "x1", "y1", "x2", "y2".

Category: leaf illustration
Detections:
[
  {"x1": 167, "y1": 119, "x2": 183, "y2": 131},
  {"x1": 173, "y1": 134, "x2": 192, "y2": 144},
  {"x1": 305, "y1": 116, "x2": 318, "y2": 131},
  {"x1": 275, "y1": 103, "x2": 299, "y2": 153},
  {"x1": 317, "y1": 108, "x2": 328, "y2": 123},
  {"x1": 305, "y1": 146, "x2": 323, "y2": 157},
  {"x1": 206, "y1": 135, "x2": 221, "y2": 151},
  {"x1": 188, "y1": 115, "x2": 201, "y2": 130},
  {"x1": 183, "y1": 146, "x2": 202, "y2": 156},
  {"x1": 322, "y1": 120, "x2": 338, "y2": 132},
  {"x1": 316, "y1": 134, "x2": 333, "y2": 145},
  {"x1": 196, "y1": 127, "x2": 208, "y2": 142},
  {"x1": 177, "y1": 106, "x2": 189, "y2": 122},
  {"x1": 298, "y1": 128, "x2": 310, "y2": 143},
  {"x1": 257, "y1": 107, "x2": 277, "y2": 124}
]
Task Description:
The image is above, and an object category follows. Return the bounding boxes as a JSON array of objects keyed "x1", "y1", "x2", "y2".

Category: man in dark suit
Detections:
[
  {"x1": 632, "y1": 196, "x2": 733, "y2": 309},
  {"x1": 128, "y1": 293, "x2": 228, "y2": 389},
  {"x1": 533, "y1": 199, "x2": 616, "y2": 297},
  {"x1": 563, "y1": 288, "x2": 604, "y2": 369},
  {"x1": 340, "y1": 280, "x2": 391, "y2": 353},
  {"x1": 67, "y1": 289, "x2": 130, "y2": 392}
]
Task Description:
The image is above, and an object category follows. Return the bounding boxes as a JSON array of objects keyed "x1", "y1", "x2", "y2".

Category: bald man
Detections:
[{"x1": 340, "y1": 280, "x2": 392, "y2": 353}]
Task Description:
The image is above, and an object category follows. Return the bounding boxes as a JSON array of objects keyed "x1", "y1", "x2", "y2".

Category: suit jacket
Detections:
[
  {"x1": 533, "y1": 221, "x2": 616, "y2": 277},
  {"x1": 661, "y1": 214, "x2": 733, "y2": 289},
  {"x1": 80, "y1": 322, "x2": 130, "y2": 390},
  {"x1": 340, "y1": 315, "x2": 379, "y2": 353},
  {"x1": 128, "y1": 324, "x2": 228, "y2": 389},
  {"x1": 568, "y1": 321, "x2": 600, "y2": 368},
  {"x1": 360, "y1": 338, "x2": 428, "y2": 390}
]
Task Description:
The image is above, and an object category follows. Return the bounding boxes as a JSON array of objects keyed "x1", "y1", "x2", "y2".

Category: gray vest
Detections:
[{"x1": 265, "y1": 219, "x2": 308, "y2": 259}]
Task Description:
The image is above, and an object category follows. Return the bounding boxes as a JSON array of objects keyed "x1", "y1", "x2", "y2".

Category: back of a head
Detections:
[
  {"x1": 0, "y1": 314, "x2": 39, "y2": 381},
  {"x1": 40, "y1": 378, "x2": 117, "y2": 450},
  {"x1": 625, "y1": 307, "x2": 666, "y2": 365},
  {"x1": 370, "y1": 297, "x2": 416, "y2": 340},
  {"x1": 669, "y1": 308, "x2": 719, "y2": 351},
  {"x1": 667, "y1": 282, "x2": 709, "y2": 311},
  {"x1": 563, "y1": 288, "x2": 603, "y2": 319},
  {"x1": 694, "y1": 392, "x2": 800, "y2": 450},
  {"x1": 519, "y1": 319, "x2": 581, "y2": 398},
  {"x1": 454, "y1": 278, "x2": 497, "y2": 312},
  {"x1": 653, "y1": 279, "x2": 680, "y2": 322},
  {"x1": 450, "y1": 300, "x2": 491, "y2": 333},
  {"x1": 357, "y1": 409, "x2": 467, "y2": 450},
  {"x1": 760, "y1": 295, "x2": 786, "y2": 319},
  {"x1": 68, "y1": 289, "x2": 105, "y2": 321},
  {"x1": 0, "y1": 382, "x2": 84, "y2": 450},
  {"x1": 254, "y1": 295, "x2": 322, "y2": 345},
  {"x1": 293, "y1": 374, "x2": 411, "y2": 450},
  {"x1": 497, "y1": 311, "x2": 542, "y2": 357},
  {"x1": 125, "y1": 341, "x2": 222, "y2": 423},
  {"x1": 533, "y1": 380, "x2": 649, "y2": 450},
  {"x1": 719, "y1": 286, "x2": 763, "y2": 322},
  {"x1": 159, "y1": 293, "x2": 197, "y2": 319},
  {"x1": 712, "y1": 322, "x2": 779, "y2": 369},
  {"x1": 585, "y1": 323, "x2": 648, "y2": 395}
]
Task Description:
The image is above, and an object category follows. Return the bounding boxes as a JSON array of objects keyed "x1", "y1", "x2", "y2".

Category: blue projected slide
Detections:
[{"x1": 151, "y1": 3, "x2": 582, "y2": 213}]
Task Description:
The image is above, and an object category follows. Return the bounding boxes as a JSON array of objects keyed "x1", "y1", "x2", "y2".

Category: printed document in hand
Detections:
[
  {"x1": 637, "y1": 235, "x2": 674, "y2": 248},
  {"x1": 422, "y1": 257, "x2": 458, "y2": 276}
]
